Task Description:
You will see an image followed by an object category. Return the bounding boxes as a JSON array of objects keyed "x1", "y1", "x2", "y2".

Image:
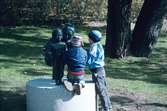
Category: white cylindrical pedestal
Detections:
[{"x1": 26, "y1": 79, "x2": 96, "y2": 111}]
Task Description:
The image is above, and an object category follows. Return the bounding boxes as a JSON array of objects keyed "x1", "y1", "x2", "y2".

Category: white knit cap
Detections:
[{"x1": 70, "y1": 34, "x2": 83, "y2": 46}]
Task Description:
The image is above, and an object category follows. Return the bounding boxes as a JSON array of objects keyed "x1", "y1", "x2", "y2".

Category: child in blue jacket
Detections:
[
  {"x1": 63, "y1": 34, "x2": 87, "y2": 95},
  {"x1": 87, "y1": 30, "x2": 112, "y2": 111}
]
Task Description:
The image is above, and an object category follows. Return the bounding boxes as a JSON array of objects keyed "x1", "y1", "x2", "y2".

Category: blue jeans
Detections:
[
  {"x1": 67, "y1": 74, "x2": 85, "y2": 85},
  {"x1": 92, "y1": 67, "x2": 111, "y2": 111}
]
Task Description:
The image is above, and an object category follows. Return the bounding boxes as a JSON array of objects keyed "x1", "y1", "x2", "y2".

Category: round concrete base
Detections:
[{"x1": 26, "y1": 79, "x2": 96, "y2": 111}]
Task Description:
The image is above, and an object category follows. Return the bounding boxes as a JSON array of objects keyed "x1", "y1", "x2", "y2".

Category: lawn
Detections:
[{"x1": 0, "y1": 26, "x2": 167, "y2": 111}]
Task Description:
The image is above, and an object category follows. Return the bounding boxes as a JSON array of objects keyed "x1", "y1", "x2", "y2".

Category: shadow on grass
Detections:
[
  {"x1": 0, "y1": 27, "x2": 48, "y2": 44},
  {"x1": 23, "y1": 68, "x2": 51, "y2": 76},
  {"x1": 0, "y1": 27, "x2": 48, "y2": 58},
  {"x1": 110, "y1": 96, "x2": 134, "y2": 105},
  {"x1": 76, "y1": 24, "x2": 107, "y2": 34},
  {"x1": 141, "y1": 103, "x2": 167, "y2": 108},
  {"x1": 105, "y1": 41, "x2": 167, "y2": 85},
  {"x1": 0, "y1": 41, "x2": 42, "y2": 57},
  {"x1": 152, "y1": 47, "x2": 167, "y2": 59},
  {"x1": 0, "y1": 58, "x2": 41, "y2": 65},
  {"x1": 0, "y1": 80, "x2": 10, "y2": 85},
  {"x1": 0, "y1": 90, "x2": 26, "y2": 111}
]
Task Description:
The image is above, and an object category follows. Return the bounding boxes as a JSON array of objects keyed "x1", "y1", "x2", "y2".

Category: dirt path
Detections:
[
  {"x1": 109, "y1": 88, "x2": 167, "y2": 111},
  {"x1": 1, "y1": 88, "x2": 166, "y2": 111}
]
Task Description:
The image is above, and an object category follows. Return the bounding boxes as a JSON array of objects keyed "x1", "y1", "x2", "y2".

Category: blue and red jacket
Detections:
[{"x1": 64, "y1": 46, "x2": 87, "y2": 76}]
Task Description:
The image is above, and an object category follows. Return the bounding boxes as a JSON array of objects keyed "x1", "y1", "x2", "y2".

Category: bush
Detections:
[{"x1": 0, "y1": 0, "x2": 144, "y2": 26}]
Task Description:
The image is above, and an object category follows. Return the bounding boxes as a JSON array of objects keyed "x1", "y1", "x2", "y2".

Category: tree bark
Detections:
[
  {"x1": 130, "y1": 0, "x2": 167, "y2": 57},
  {"x1": 105, "y1": 0, "x2": 132, "y2": 58}
]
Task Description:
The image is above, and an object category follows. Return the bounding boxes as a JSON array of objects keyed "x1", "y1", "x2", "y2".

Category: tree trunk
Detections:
[
  {"x1": 105, "y1": 0, "x2": 132, "y2": 58},
  {"x1": 130, "y1": 0, "x2": 167, "y2": 57}
]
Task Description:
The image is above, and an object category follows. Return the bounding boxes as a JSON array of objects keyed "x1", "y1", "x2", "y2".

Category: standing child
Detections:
[
  {"x1": 43, "y1": 28, "x2": 66, "y2": 85},
  {"x1": 63, "y1": 34, "x2": 87, "y2": 95},
  {"x1": 87, "y1": 30, "x2": 112, "y2": 111}
]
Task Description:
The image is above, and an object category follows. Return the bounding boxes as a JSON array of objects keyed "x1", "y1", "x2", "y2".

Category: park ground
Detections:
[{"x1": 0, "y1": 23, "x2": 167, "y2": 111}]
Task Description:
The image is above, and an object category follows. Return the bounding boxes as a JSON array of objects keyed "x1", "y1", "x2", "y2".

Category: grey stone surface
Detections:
[{"x1": 26, "y1": 79, "x2": 96, "y2": 111}]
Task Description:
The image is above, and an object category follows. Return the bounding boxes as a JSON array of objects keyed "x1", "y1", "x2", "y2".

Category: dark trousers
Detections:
[
  {"x1": 52, "y1": 60, "x2": 64, "y2": 81},
  {"x1": 92, "y1": 67, "x2": 111, "y2": 111}
]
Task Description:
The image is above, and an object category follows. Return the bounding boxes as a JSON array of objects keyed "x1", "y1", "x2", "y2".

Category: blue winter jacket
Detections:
[
  {"x1": 87, "y1": 42, "x2": 105, "y2": 69},
  {"x1": 64, "y1": 46, "x2": 87, "y2": 72}
]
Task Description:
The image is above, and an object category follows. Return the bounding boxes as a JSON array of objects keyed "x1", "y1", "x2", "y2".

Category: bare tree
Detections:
[
  {"x1": 105, "y1": 0, "x2": 132, "y2": 58},
  {"x1": 130, "y1": 0, "x2": 167, "y2": 57}
]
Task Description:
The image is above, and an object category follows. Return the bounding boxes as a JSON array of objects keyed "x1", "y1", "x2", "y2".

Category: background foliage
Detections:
[{"x1": 0, "y1": 0, "x2": 144, "y2": 26}]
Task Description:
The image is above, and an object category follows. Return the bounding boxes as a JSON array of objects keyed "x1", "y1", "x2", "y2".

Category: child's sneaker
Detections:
[
  {"x1": 79, "y1": 80, "x2": 85, "y2": 88},
  {"x1": 63, "y1": 79, "x2": 73, "y2": 92},
  {"x1": 73, "y1": 83, "x2": 82, "y2": 95}
]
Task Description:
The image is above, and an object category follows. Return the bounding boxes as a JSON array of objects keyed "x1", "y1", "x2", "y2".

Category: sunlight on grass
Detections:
[
  {"x1": 0, "y1": 26, "x2": 167, "y2": 111},
  {"x1": 0, "y1": 27, "x2": 52, "y2": 92}
]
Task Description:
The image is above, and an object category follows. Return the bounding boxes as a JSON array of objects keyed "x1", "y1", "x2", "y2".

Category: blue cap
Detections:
[{"x1": 88, "y1": 30, "x2": 102, "y2": 42}]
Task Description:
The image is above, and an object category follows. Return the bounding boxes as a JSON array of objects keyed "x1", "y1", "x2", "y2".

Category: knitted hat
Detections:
[
  {"x1": 88, "y1": 30, "x2": 102, "y2": 42},
  {"x1": 70, "y1": 34, "x2": 83, "y2": 47}
]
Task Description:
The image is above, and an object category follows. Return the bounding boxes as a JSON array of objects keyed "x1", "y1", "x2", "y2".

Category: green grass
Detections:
[{"x1": 0, "y1": 26, "x2": 167, "y2": 111}]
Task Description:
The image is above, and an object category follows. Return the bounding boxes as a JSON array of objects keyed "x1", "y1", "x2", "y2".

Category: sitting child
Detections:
[
  {"x1": 63, "y1": 34, "x2": 87, "y2": 95},
  {"x1": 43, "y1": 28, "x2": 66, "y2": 85}
]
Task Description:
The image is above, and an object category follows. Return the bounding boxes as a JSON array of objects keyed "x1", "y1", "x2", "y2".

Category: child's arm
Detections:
[{"x1": 87, "y1": 48, "x2": 96, "y2": 68}]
